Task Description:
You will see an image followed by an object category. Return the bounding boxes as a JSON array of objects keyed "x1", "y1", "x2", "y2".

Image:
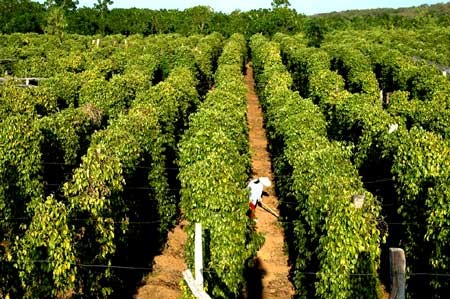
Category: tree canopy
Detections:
[{"x1": 0, "y1": 1, "x2": 450, "y2": 37}]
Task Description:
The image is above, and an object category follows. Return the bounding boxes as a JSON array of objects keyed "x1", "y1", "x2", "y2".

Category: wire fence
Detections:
[{"x1": 9, "y1": 260, "x2": 449, "y2": 277}]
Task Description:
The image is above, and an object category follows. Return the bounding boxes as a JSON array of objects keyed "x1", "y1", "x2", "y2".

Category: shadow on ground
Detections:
[{"x1": 242, "y1": 257, "x2": 266, "y2": 299}]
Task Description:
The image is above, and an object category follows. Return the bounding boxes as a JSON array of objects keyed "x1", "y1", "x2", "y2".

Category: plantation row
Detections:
[
  {"x1": 178, "y1": 33, "x2": 263, "y2": 298},
  {"x1": 0, "y1": 33, "x2": 217, "y2": 79},
  {"x1": 0, "y1": 33, "x2": 223, "y2": 298},
  {"x1": 2, "y1": 28, "x2": 450, "y2": 299},
  {"x1": 250, "y1": 34, "x2": 383, "y2": 298},
  {"x1": 325, "y1": 27, "x2": 450, "y2": 67},
  {"x1": 0, "y1": 33, "x2": 228, "y2": 121},
  {"x1": 276, "y1": 33, "x2": 450, "y2": 297},
  {"x1": 322, "y1": 30, "x2": 450, "y2": 141}
]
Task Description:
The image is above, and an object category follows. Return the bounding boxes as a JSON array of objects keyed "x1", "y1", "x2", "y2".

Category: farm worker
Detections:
[{"x1": 247, "y1": 177, "x2": 271, "y2": 220}]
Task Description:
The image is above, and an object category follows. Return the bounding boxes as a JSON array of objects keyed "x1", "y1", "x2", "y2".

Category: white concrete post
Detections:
[
  {"x1": 195, "y1": 222, "x2": 204, "y2": 287},
  {"x1": 183, "y1": 222, "x2": 211, "y2": 299}
]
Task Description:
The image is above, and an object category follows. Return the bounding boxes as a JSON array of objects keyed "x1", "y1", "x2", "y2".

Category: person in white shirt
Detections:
[{"x1": 247, "y1": 177, "x2": 271, "y2": 220}]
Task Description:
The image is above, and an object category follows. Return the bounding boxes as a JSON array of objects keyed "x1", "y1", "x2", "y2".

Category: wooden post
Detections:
[
  {"x1": 389, "y1": 248, "x2": 406, "y2": 299},
  {"x1": 195, "y1": 222, "x2": 204, "y2": 287}
]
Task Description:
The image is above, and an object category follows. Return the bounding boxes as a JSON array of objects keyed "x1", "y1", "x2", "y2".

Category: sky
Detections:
[{"x1": 51, "y1": 0, "x2": 448, "y2": 15}]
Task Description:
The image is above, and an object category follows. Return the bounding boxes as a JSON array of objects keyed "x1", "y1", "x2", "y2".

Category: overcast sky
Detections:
[{"x1": 41, "y1": 0, "x2": 448, "y2": 15}]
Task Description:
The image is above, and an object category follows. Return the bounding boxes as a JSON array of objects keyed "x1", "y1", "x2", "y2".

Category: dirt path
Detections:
[
  {"x1": 134, "y1": 221, "x2": 187, "y2": 299},
  {"x1": 135, "y1": 62, "x2": 293, "y2": 299},
  {"x1": 244, "y1": 62, "x2": 295, "y2": 298}
]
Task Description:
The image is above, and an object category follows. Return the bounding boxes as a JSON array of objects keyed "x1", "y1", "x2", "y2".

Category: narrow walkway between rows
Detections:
[
  {"x1": 244, "y1": 62, "x2": 294, "y2": 298},
  {"x1": 134, "y1": 221, "x2": 187, "y2": 299}
]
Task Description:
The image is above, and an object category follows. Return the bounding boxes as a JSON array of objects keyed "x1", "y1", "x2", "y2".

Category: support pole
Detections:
[
  {"x1": 195, "y1": 222, "x2": 204, "y2": 287},
  {"x1": 389, "y1": 247, "x2": 406, "y2": 299},
  {"x1": 183, "y1": 270, "x2": 211, "y2": 299},
  {"x1": 183, "y1": 222, "x2": 211, "y2": 299}
]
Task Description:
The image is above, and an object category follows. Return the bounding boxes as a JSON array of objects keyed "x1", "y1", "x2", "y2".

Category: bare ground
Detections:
[
  {"x1": 244, "y1": 62, "x2": 295, "y2": 299},
  {"x1": 134, "y1": 221, "x2": 187, "y2": 299}
]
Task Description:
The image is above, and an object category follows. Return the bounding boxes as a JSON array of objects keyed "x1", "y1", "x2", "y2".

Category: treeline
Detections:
[
  {"x1": 0, "y1": 0, "x2": 304, "y2": 36},
  {"x1": 2, "y1": 0, "x2": 450, "y2": 37}
]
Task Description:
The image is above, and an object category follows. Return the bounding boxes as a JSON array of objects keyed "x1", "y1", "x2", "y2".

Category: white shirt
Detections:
[{"x1": 248, "y1": 179, "x2": 264, "y2": 205}]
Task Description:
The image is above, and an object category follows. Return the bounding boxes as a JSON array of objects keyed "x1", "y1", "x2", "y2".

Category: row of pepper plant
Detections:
[
  {"x1": 320, "y1": 33, "x2": 450, "y2": 295},
  {"x1": 278, "y1": 32, "x2": 450, "y2": 297},
  {"x1": 250, "y1": 33, "x2": 383, "y2": 299},
  {"x1": 324, "y1": 27, "x2": 450, "y2": 67},
  {"x1": 323, "y1": 30, "x2": 450, "y2": 141},
  {"x1": 0, "y1": 33, "x2": 223, "y2": 298},
  {"x1": 178, "y1": 33, "x2": 263, "y2": 298},
  {"x1": 0, "y1": 33, "x2": 169, "y2": 298}
]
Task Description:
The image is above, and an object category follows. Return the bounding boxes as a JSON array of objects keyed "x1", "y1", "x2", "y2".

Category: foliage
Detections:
[
  {"x1": 304, "y1": 18, "x2": 329, "y2": 47},
  {"x1": 0, "y1": 0, "x2": 45, "y2": 34},
  {"x1": 15, "y1": 195, "x2": 76, "y2": 298},
  {"x1": 251, "y1": 33, "x2": 383, "y2": 299},
  {"x1": 134, "y1": 67, "x2": 200, "y2": 153},
  {"x1": 321, "y1": 44, "x2": 380, "y2": 98},
  {"x1": 0, "y1": 113, "x2": 43, "y2": 298},
  {"x1": 0, "y1": 81, "x2": 59, "y2": 117},
  {"x1": 271, "y1": 0, "x2": 291, "y2": 9},
  {"x1": 0, "y1": 33, "x2": 212, "y2": 298},
  {"x1": 280, "y1": 32, "x2": 450, "y2": 297},
  {"x1": 94, "y1": 0, "x2": 113, "y2": 35},
  {"x1": 38, "y1": 104, "x2": 103, "y2": 165},
  {"x1": 62, "y1": 102, "x2": 167, "y2": 298},
  {"x1": 179, "y1": 33, "x2": 263, "y2": 298},
  {"x1": 4, "y1": 1, "x2": 450, "y2": 37},
  {"x1": 44, "y1": 5, "x2": 67, "y2": 40},
  {"x1": 392, "y1": 127, "x2": 450, "y2": 295},
  {"x1": 192, "y1": 32, "x2": 224, "y2": 88},
  {"x1": 4, "y1": 9, "x2": 450, "y2": 298},
  {"x1": 0, "y1": 3, "x2": 306, "y2": 37}
]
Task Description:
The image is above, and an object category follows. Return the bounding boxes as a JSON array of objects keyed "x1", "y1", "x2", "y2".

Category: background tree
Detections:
[
  {"x1": 94, "y1": 0, "x2": 113, "y2": 34},
  {"x1": 106, "y1": 8, "x2": 151, "y2": 35},
  {"x1": 44, "y1": 0, "x2": 78, "y2": 12},
  {"x1": 66, "y1": 7, "x2": 98, "y2": 35},
  {"x1": 217, "y1": 10, "x2": 243, "y2": 37},
  {"x1": 44, "y1": 5, "x2": 67, "y2": 41},
  {"x1": 0, "y1": 0, "x2": 45, "y2": 33},
  {"x1": 43, "y1": 0, "x2": 79, "y2": 36},
  {"x1": 271, "y1": 0, "x2": 291, "y2": 9},
  {"x1": 305, "y1": 17, "x2": 328, "y2": 47},
  {"x1": 183, "y1": 6, "x2": 214, "y2": 34}
]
